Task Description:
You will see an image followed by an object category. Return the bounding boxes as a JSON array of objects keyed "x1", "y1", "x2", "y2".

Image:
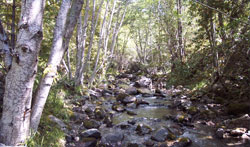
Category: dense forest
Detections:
[{"x1": 0, "y1": 0, "x2": 249, "y2": 146}]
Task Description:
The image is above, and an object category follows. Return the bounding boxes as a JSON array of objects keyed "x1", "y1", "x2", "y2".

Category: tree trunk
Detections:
[
  {"x1": 0, "y1": 0, "x2": 45, "y2": 145},
  {"x1": 0, "y1": 19, "x2": 12, "y2": 70},
  {"x1": 75, "y1": 0, "x2": 90, "y2": 86},
  {"x1": 30, "y1": 0, "x2": 84, "y2": 132},
  {"x1": 66, "y1": 48, "x2": 72, "y2": 80},
  {"x1": 81, "y1": 0, "x2": 104, "y2": 83},
  {"x1": 105, "y1": 5, "x2": 127, "y2": 71},
  {"x1": 176, "y1": 0, "x2": 184, "y2": 62},
  {"x1": 89, "y1": 0, "x2": 110, "y2": 86}
]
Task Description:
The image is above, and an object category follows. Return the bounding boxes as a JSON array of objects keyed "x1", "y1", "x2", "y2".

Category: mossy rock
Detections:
[
  {"x1": 83, "y1": 119, "x2": 101, "y2": 129},
  {"x1": 187, "y1": 106, "x2": 198, "y2": 115},
  {"x1": 227, "y1": 103, "x2": 250, "y2": 115}
]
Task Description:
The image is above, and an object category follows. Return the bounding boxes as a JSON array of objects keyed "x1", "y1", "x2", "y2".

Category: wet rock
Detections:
[
  {"x1": 230, "y1": 128, "x2": 247, "y2": 137},
  {"x1": 112, "y1": 104, "x2": 125, "y2": 112},
  {"x1": 136, "y1": 123, "x2": 152, "y2": 135},
  {"x1": 83, "y1": 119, "x2": 101, "y2": 129},
  {"x1": 173, "y1": 137, "x2": 192, "y2": 147},
  {"x1": 242, "y1": 133, "x2": 250, "y2": 140},
  {"x1": 117, "y1": 93, "x2": 129, "y2": 102},
  {"x1": 85, "y1": 107, "x2": 95, "y2": 116},
  {"x1": 135, "y1": 76, "x2": 152, "y2": 88},
  {"x1": 77, "y1": 137, "x2": 97, "y2": 147},
  {"x1": 128, "y1": 120, "x2": 136, "y2": 125},
  {"x1": 151, "y1": 128, "x2": 171, "y2": 142},
  {"x1": 136, "y1": 99, "x2": 149, "y2": 106},
  {"x1": 100, "y1": 132, "x2": 124, "y2": 146},
  {"x1": 143, "y1": 140, "x2": 155, "y2": 147},
  {"x1": 80, "y1": 129, "x2": 101, "y2": 139},
  {"x1": 125, "y1": 87, "x2": 138, "y2": 95},
  {"x1": 216, "y1": 128, "x2": 224, "y2": 139},
  {"x1": 104, "y1": 116, "x2": 113, "y2": 127},
  {"x1": 117, "y1": 122, "x2": 131, "y2": 129},
  {"x1": 123, "y1": 96, "x2": 137, "y2": 104},
  {"x1": 126, "y1": 103, "x2": 137, "y2": 109},
  {"x1": 137, "y1": 88, "x2": 153, "y2": 96},
  {"x1": 94, "y1": 107, "x2": 106, "y2": 120},
  {"x1": 176, "y1": 114, "x2": 188, "y2": 123},
  {"x1": 127, "y1": 110, "x2": 137, "y2": 116}
]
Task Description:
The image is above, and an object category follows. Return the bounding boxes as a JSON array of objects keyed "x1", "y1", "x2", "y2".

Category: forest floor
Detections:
[{"x1": 48, "y1": 73, "x2": 250, "y2": 147}]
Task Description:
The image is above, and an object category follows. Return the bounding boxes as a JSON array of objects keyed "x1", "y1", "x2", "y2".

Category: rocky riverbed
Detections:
[{"x1": 49, "y1": 74, "x2": 250, "y2": 147}]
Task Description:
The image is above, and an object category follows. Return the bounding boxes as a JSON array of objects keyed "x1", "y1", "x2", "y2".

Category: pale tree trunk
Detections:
[
  {"x1": 176, "y1": 0, "x2": 184, "y2": 62},
  {"x1": 66, "y1": 48, "x2": 72, "y2": 80},
  {"x1": 0, "y1": 0, "x2": 45, "y2": 145},
  {"x1": 89, "y1": 0, "x2": 110, "y2": 86},
  {"x1": 97, "y1": 0, "x2": 117, "y2": 77},
  {"x1": 105, "y1": 5, "x2": 127, "y2": 72},
  {"x1": 30, "y1": 0, "x2": 84, "y2": 132},
  {"x1": 11, "y1": 0, "x2": 16, "y2": 49},
  {"x1": 75, "y1": 0, "x2": 90, "y2": 86},
  {"x1": 0, "y1": 19, "x2": 12, "y2": 70},
  {"x1": 81, "y1": 0, "x2": 104, "y2": 83}
]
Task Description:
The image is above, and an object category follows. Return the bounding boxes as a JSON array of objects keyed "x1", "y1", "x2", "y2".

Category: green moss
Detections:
[{"x1": 27, "y1": 81, "x2": 73, "y2": 146}]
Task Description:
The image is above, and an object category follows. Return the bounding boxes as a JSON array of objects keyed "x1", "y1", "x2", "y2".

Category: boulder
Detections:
[
  {"x1": 83, "y1": 119, "x2": 101, "y2": 129},
  {"x1": 151, "y1": 128, "x2": 170, "y2": 142},
  {"x1": 125, "y1": 87, "x2": 138, "y2": 95},
  {"x1": 100, "y1": 132, "x2": 124, "y2": 146},
  {"x1": 136, "y1": 123, "x2": 152, "y2": 135},
  {"x1": 112, "y1": 104, "x2": 126, "y2": 112},
  {"x1": 135, "y1": 76, "x2": 152, "y2": 88},
  {"x1": 151, "y1": 128, "x2": 176, "y2": 142},
  {"x1": 117, "y1": 93, "x2": 129, "y2": 102},
  {"x1": 137, "y1": 88, "x2": 153, "y2": 96},
  {"x1": 230, "y1": 128, "x2": 247, "y2": 137},
  {"x1": 77, "y1": 137, "x2": 98, "y2": 147},
  {"x1": 80, "y1": 129, "x2": 101, "y2": 139},
  {"x1": 172, "y1": 137, "x2": 192, "y2": 147},
  {"x1": 122, "y1": 96, "x2": 137, "y2": 104}
]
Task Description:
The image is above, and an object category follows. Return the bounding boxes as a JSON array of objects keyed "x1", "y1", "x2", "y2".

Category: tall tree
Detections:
[
  {"x1": 30, "y1": 0, "x2": 84, "y2": 132},
  {"x1": 75, "y1": 0, "x2": 90, "y2": 86},
  {"x1": 0, "y1": 0, "x2": 45, "y2": 145}
]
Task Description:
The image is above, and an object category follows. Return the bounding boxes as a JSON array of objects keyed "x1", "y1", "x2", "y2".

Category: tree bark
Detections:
[
  {"x1": 0, "y1": 0, "x2": 45, "y2": 145},
  {"x1": 30, "y1": 0, "x2": 84, "y2": 132},
  {"x1": 75, "y1": 0, "x2": 90, "y2": 86},
  {"x1": 105, "y1": 4, "x2": 127, "y2": 72},
  {"x1": 0, "y1": 19, "x2": 12, "y2": 70},
  {"x1": 89, "y1": 0, "x2": 110, "y2": 86},
  {"x1": 81, "y1": 0, "x2": 104, "y2": 83},
  {"x1": 176, "y1": 0, "x2": 184, "y2": 62}
]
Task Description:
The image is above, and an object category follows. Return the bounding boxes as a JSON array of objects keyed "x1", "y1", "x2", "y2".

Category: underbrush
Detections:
[{"x1": 27, "y1": 79, "x2": 74, "y2": 147}]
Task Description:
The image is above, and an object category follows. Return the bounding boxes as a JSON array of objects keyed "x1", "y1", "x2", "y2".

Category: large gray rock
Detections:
[
  {"x1": 135, "y1": 76, "x2": 152, "y2": 88},
  {"x1": 100, "y1": 132, "x2": 124, "y2": 147},
  {"x1": 125, "y1": 87, "x2": 138, "y2": 95},
  {"x1": 80, "y1": 129, "x2": 101, "y2": 139},
  {"x1": 151, "y1": 128, "x2": 171, "y2": 142}
]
